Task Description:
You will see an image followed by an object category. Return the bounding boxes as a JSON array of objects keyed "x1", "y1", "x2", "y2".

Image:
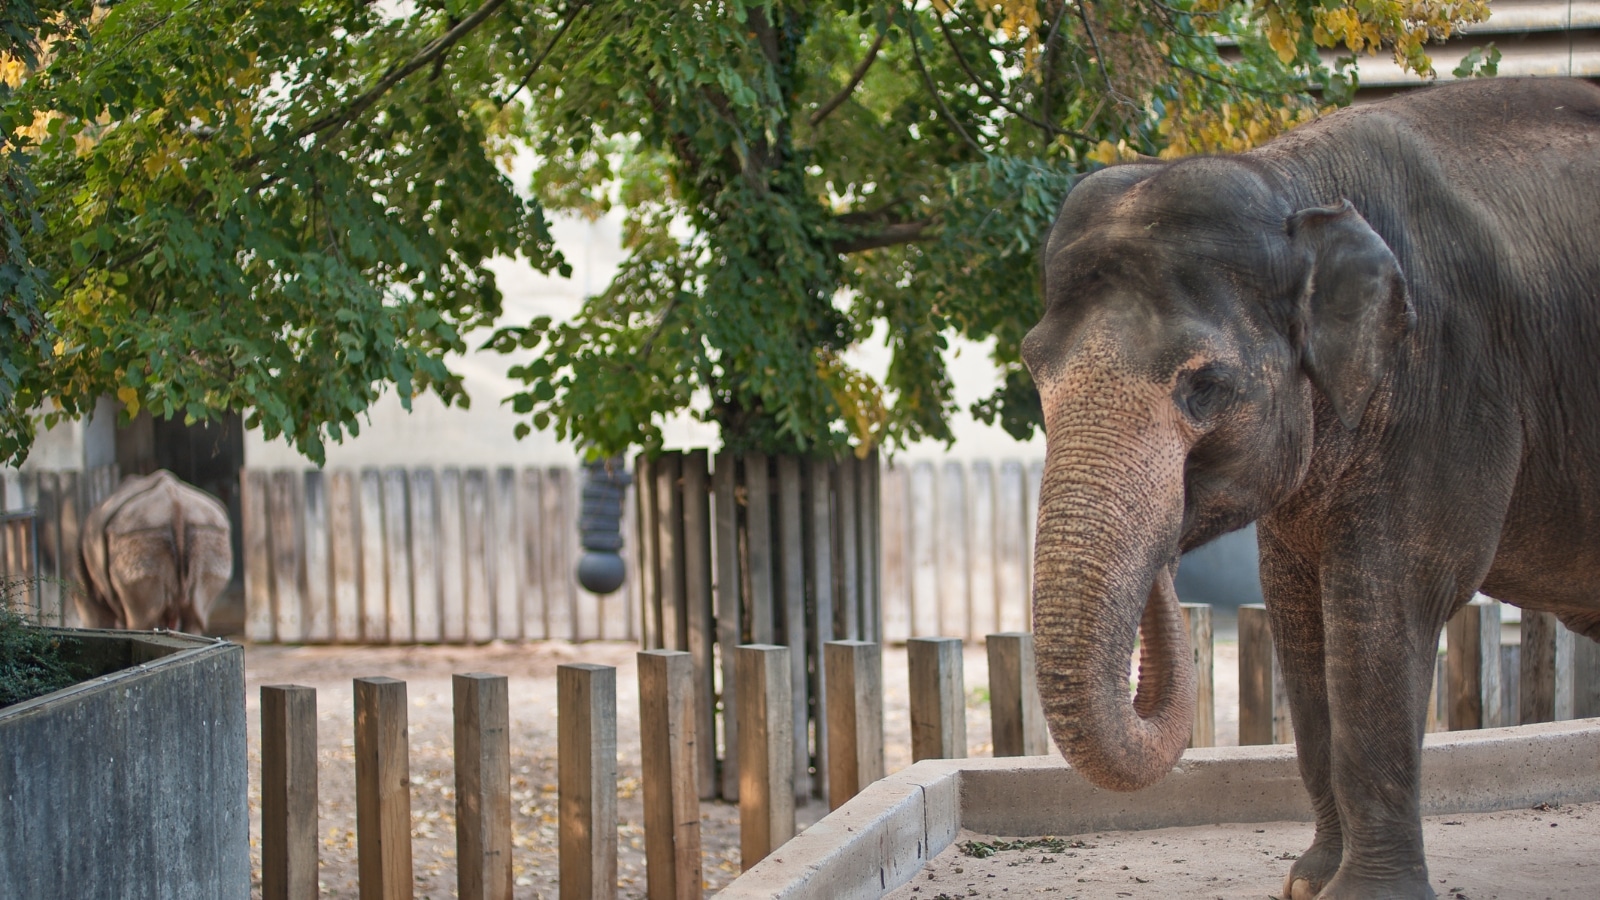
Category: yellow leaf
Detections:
[{"x1": 116, "y1": 386, "x2": 140, "y2": 416}]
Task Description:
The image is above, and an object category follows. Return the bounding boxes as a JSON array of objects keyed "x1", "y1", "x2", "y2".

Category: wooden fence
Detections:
[
  {"x1": 241, "y1": 465, "x2": 635, "y2": 644},
  {"x1": 0, "y1": 466, "x2": 123, "y2": 624}
]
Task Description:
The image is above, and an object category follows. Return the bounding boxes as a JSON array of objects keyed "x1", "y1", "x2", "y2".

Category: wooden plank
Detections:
[
  {"x1": 381, "y1": 468, "x2": 413, "y2": 644},
  {"x1": 637, "y1": 650, "x2": 703, "y2": 900},
  {"x1": 354, "y1": 676, "x2": 413, "y2": 900},
  {"x1": 35, "y1": 472, "x2": 60, "y2": 625},
  {"x1": 735, "y1": 644, "x2": 794, "y2": 871},
  {"x1": 908, "y1": 636, "x2": 967, "y2": 761},
  {"x1": 301, "y1": 471, "x2": 332, "y2": 643},
  {"x1": 635, "y1": 455, "x2": 659, "y2": 650},
  {"x1": 328, "y1": 471, "x2": 362, "y2": 643},
  {"x1": 1447, "y1": 597, "x2": 1502, "y2": 729},
  {"x1": 936, "y1": 462, "x2": 968, "y2": 639},
  {"x1": 1521, "y1": 610, "x2": 1560, "y2": 724},
  {"x1": 519, "y1": 468, "x2": 548, "y2": 641},
  {"x1": 712, "y1": 452, "x2": 742, "y2": 802},
  {"x1": 270, "y1": 470, "x2": 306, "y2": 643},
  {"x1": 680, "y1": 450, "x2": 717, "y2": 801},
  {"x1": 994, "y1": 461, "x2": 1028, "y2": 635},
  {"x1": 408, "y1": 470, "x2": 441, "y2": 644},
  {"x1": 987, "y1": 632, "x2": 1049, "y2": 757},
  {"x1": 544, "y1": 467, "x2": 577, "y2": 642},
  {"x1": 437, "y1": 469, "x2": 466, "y2": 644},
  {"x1": 968, "y1": 461, "x2": 997, "y2": 640},
  {"x1": 863, "y1": 449, "x2": 882, "y2": 644},
  {"x1": 244, "y1": 470, "x2": 275, "y2": 642},
  {"x1": 358, "y1": 469, "x2": 388, "y2": 643},
  {"x1": 743, "y1": 454, "x2": 775, "y2": 644},
  {"x1": 616, "y1": 470, "x2": 639, "y2": 643},
  {"x1": 462, "y1": 469, "x2": 493, "y2": 643},
  {"x1": 1238, "y1": 604, "x2": 1275, "y2": 746},
  {"x1": 56, "y1": 471, "x2": 83, "y2": 628},
  {"x1": 1180, "y1": 604, "x2": 1216, "y2": 748},
  {"x1": 558, "y1": 663, "x2": 618, "y2": 900},
  {"x1": 774, "y1": 455, "x2": 809, "y2": 803},
  {"x1": 1024, "y1": 461, "x2": 1043, "y2": 631},
  {"x1": 805, "y1": 456, "x2": 836, "y2": 802},
  {"x1": 908, "y1": 462, "x2": 938, "y2": 638},
  {"x1": 878, "y1": 463, "x2": 910, "y2": 643},
  {"x1": 491, "y1": 467, "x2": 522, "y2": 641},
  {"x1": 261, "y1": 684, "x2": 318, "y2": 900},
  {"x1": 655, "y1": 453, "x2": 686, "y2": 651},
  {"x1": 824, "y1": 640, "x2": 884, "y2": 810},
  {"x1": 453, "y1": 673, "x2": 512, "y2": 900},
  {"x1": 1571, "y1": 627, "x2": 1600, "y2": 719},
  {"x1": 836, "y1": 456, "x2": 860, "y2": 641}
]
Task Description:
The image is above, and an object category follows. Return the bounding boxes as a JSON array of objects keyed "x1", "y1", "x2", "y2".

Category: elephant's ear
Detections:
[{"x1": 1287, "y1": 200, "x2": 1414, "y2": 431}]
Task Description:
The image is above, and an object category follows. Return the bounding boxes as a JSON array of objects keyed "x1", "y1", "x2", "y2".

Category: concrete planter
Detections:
[{"x1": 0, "y1": 629, "x2": 249, "y2": 900}]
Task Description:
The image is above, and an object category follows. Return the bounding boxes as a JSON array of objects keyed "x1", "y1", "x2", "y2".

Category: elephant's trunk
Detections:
[{"x1": 1032, "y1": 390, "x2": 1196, "y2": 792}]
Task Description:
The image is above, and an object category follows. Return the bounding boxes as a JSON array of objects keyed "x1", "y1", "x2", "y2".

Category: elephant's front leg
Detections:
[
  {"x1": 1314, "y1": 566, "x2": 1449, "y2": 900},
  {"x1": 1258, "y1": 526, "x2": 1342, "y2": 900}
]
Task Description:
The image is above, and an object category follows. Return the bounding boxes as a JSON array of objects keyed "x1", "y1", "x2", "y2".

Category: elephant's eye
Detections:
[{"x1": 1178, "y1": 367, "x2": 1235, "y2": 423}]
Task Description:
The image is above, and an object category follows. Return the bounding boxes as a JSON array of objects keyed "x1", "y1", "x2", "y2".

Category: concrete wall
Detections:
[{"x1": 0, "y1": 632, "x2": 249, "y2": 900}]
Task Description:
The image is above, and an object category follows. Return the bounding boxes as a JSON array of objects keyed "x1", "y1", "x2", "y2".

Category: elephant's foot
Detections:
[
  {"x1": 1310, "y1": 869, "x2": 1435, "y2": 900},
  {"x1": 1280, "y1": 835, "x2": 1342, "y2": 900}
]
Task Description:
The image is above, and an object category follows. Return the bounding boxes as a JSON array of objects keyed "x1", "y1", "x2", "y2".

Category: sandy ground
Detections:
[
  {"x1": 887, "y1": 801, "x2": 1599, "y2": 900},
  {"x1": 246, "y1": 638, "x2": 1213, "y2": 898}
]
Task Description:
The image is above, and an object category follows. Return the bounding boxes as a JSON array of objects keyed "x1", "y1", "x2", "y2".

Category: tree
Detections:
[{"x1": 1, "y1": 0, "x2": 1489, "y2": 466}]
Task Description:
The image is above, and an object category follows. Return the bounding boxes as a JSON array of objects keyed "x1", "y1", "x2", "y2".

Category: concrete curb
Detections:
[{"x1": 721, "y1": 719, "x2": 1600, "y2": 899}]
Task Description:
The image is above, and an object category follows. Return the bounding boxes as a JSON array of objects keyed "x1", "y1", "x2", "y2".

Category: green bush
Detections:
[{"x1": 0, "y1": 593, "x2": 90, "y2": 708}]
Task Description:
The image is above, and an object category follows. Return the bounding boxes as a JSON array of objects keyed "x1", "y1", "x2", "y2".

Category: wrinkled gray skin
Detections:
[
  {"x1": 1025, "y1": 77, "x2": 1600, "y2": 900},
  {"x1": 79, "y1": 470, "x2": 232, "y2": 634}
]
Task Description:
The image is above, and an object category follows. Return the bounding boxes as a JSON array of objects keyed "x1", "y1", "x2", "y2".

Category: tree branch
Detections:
[
  {"x1": 501, "y1": 1, "x2": 592, "y2": 107},
  {"x1": 810, "y1": 13, "x2": 894, "y2": 127},
  {"x1": 931, "y1": 8, "x2": 1091, "y2": 141},
  {"x1": 830, "y1": 220, "x2": 934, "y2": 254},
  {"x1": 903, "y1": 6, "x2": 983, "y2": 155}
]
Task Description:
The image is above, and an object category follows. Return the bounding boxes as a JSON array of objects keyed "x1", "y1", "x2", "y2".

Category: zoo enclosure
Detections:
[{"x1": 0, "y1": 466, "x2": 122, "y2": 623}]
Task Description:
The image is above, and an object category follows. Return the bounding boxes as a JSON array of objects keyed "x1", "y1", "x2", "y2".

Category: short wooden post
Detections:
[
  {"x1": 453, "y1": 674, "x2": 511, "y2": 900},
  {"x1": 1447, "y1": 597, "x2": 1502, "y2": 729},
  {"x1": 908, "y1": 637, "x2": 966, "y2": 761},
  {"x1": 354, "y1": 677, "x2": 413, "y2": 900},
  {"x1": 558, "y1": 663, "x2": 618, "y2": 900},
  {"x1": 1238, "y1": 605, "x2": 1290, "y2": 746},
  {"x1": 824, "y1": 640, "x2": 884, "y2": 809},
  {"x1": 638, "y1": 651, "x2": 702, "y2": 900},
  {"x1": 736, "y1": 644, "x2": 794, "y2": 870},
  {"x1": 986, "y1": 633, "x2": 1048, "y2": 757},
  {"x1": 261, "y1": 685, "x2": 318, "y2": 900},
  {"x1": 1179, "y1": 605, "x2": 1215, "y2": 748}
]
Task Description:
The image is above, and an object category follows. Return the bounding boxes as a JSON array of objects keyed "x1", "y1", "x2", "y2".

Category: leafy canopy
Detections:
[{"x1": 1, "y1": 0, "x2": 1491, "y2": 465}]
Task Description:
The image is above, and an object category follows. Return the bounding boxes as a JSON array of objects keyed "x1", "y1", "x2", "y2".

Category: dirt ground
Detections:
[
  {"x1": 247, "y1": 638, "x2": 1209, "y2": 898},
  {"x1": 888, "y1": 801, "x2": 1599, "y2": 900}
]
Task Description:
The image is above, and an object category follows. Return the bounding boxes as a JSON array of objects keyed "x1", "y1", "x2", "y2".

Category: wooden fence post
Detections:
[
  {"x1": 986, "y1": 633, "x2": 1049, "y2": 757},
  {"x1": 453, "y1": 674, "x2": 511, "y2": 900},
  {"x1": 679, "y1": 451, "x2": 718, "y2": 802},
  {"x1": 1238, "y1": 605, "x2": 1291, "y2": 745},
  {"x1": 1447, "y1": 597, "x2": 1502, "y2": 730},
  {"x1": 736, "y1": 644, "x2": 794, "y2": 871},
  {"x1": 559, "y1": 663, "x2": 618, "y2": 900},
  {"x1": 1570, "y1": 627, "x2": 1600, "y2": 719},
  {"x1": 775, "y1": 456, "x2": 810, "y2": 804},
  {"x1": 1521, "y1": 610, "x2": 1560, "y2": 725},
  {"x1": 824, "y1": 640, "x2": 884, "y2": 810},
  {"x1": 261, "y1": 685, "x2": 318, "y2": 900},
  {"x1": 908, "y1": 637, "x2": 966, "y2": 761},
  {"x1": 354, "y1": 676, "x2": 412, "y2": 900},
  {"x1": 1180, "y1": 604, "x2": 1215, "y2": 748},
  {"x1": 638, "y1": 650, "x2": 702, "y2": 900},
  {"x1": 711, "y1": 452, "x2": 742, "y2": 801}
]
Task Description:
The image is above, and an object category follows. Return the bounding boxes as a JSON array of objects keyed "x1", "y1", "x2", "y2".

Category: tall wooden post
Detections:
[
  {"x1": 824, "y1": 640, "x2": 884, "y2": 809},
  {"x1": 1180, "y1": 604, "x2": 1215, "y2": 748},
  {"x1": 638, "y1": 651, "x2": 703, "y2": 900},
  {"x1": 1447, "y1": 597, "x2": 1502, "y2": 730},
  {"x1": 736, "y1": 644, "x2": 794, "y2": 870},
  {"x1": 559, "y1": 663, "x2": 618, "y2": 900},
  {"x1": 908, "y1": 637, "x2": 966, "y2": 761},
  {"x1": 986, "y1": 633, "x2": 1049, "y2": 757},
  {"x1": 1239, "y1": 605, "x2": 1291, "y2": 746},
  {"x1": 354, "y1": 677, "x2": 412, "y2": 900},
  {"x1": 261, "y1": 685, "x2": 318, "y2": 900},
  {"x1": 453, "y1": 674, "x2": 511, "y2": 900}
]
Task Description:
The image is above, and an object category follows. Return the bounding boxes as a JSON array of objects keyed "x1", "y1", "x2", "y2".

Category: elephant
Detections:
[
  {"x1": 1024, "y1": 76, "x2": 1600, "y2": 900},
  {"x1": 78, "y1": 469, "x2": 232, "y2": 634}
]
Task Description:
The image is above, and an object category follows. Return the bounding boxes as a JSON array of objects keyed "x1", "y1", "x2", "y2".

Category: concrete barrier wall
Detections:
[{"x1": 0, "y1": 631, "x2": 249, "y2": 900}]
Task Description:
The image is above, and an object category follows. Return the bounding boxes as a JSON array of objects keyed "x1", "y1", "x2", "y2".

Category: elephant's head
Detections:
[{"x1": 1023, "y1": 159, "x2": 1412, "y2": 791}]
